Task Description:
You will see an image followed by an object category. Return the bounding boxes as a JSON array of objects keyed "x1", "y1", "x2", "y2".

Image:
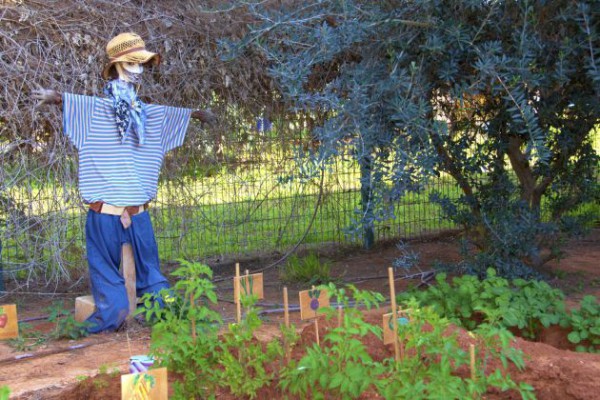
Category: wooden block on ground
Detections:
[{"x1": 75, "y1": 295, "x2": 96, "y2": 323}]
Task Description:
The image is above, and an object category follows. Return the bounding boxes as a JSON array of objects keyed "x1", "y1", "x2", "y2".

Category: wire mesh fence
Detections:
[
  {"x1": 2, "y1": 1, "x2": 597, "y2": 290},
  {"x1": 0, "y1": 120, "x2": 462, "y2": 287}
]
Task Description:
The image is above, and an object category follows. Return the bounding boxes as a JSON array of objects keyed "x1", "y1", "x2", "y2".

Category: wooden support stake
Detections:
[
  {"x1": 122, "y1": 244, "x2": 136, "y2": 319},
  {"x1": 283, "y1": 287, "x2": 289, "y2": 328},
  {"x1": 388, "y1": 267, "x2": 400, "y2": 362},
  {"x1": 190, "y1": 293, "x2": 196, "y2": 343},
  {"x1": 311, "y1": 285, "x2": 320, "y2": 346},
  {"x1": 235, "y1": 263, "x2": 241, "y2": 324},
  {"x1": 282, "y1": 286, "x2": 291, "y2": 363},
  {"x1": 470, "y1": 344, "x2": 476, "y2": 381}
]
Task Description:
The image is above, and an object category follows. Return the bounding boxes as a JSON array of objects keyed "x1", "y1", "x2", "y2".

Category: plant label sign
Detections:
[
  {"x1": 121, "y1": 367, "x2": 168, "y2": 400},
  {"x1": 233, "y1": 273, "x2": 264, "y2": 303},
  {"x1": 299, "y1": 288, "x2": 330, "y2": 320},
  {"x1": 0, "y1": 304, "x2": 18, "y2": 340},
  {"x1": 382, "y1": 310, "x2": 411, "y2": 345}
]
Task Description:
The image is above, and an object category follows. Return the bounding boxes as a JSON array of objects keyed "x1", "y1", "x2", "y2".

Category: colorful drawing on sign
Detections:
[
  {"x1": 382, "y1": 310, "x2": 411, "y2": 345},
  {"x1": 309, "y1": 289, "x2": 321, "y2": 311},
  {"x1": 133, "y1": 373, "x2": 155, "y2": 400},
  {"x1": 0, "y1": 304, "x2": 19, "y2": 340},
  {"x1": 299, "y1": 288, "x2": 330, "y2": 320},
  {"x1": 234, "y1": 273, "x2": 264, "y2": 302},
  {"x1": 121, "y1": 367, "x2": 168, "y2": 400}
]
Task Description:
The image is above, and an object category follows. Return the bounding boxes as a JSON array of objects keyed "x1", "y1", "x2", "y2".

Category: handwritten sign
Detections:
[
  {"x1": 0, "y1": 304, "x2": 19, "y2": 340},
  {"x1": 382, "y1": 310, "x2": 411, "y2": 345},
  {"x1": 299, "y1": 288, "x2": 330, "y2": 320},
  {"x1": 233, "y1": 273, "x2": 264, "y2": 303},
  {"x1": 121, "y1": 367, "x2": 168, "y2": 400}
]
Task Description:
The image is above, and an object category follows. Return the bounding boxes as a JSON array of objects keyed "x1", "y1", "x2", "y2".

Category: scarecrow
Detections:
[{"x1": 34, "y1": 32, "x2": 214, "y2": 333}]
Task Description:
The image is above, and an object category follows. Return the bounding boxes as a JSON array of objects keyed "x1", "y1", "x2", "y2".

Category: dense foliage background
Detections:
[
  {"x1": 0, "y1": 0, "x2": 598, "y2": 287},
  {"x1": 229, "y1": 0, "x2": 600, "y2": 277}
]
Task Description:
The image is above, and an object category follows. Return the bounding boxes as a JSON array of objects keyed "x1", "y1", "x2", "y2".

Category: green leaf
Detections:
[{"x1": 568, "y1": 331, "x2": 581, "y2": 344}]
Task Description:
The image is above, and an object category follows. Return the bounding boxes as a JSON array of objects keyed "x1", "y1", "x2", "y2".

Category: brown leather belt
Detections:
[{"x1": 88, "y1": 201, "x2": 149, "y2": 216}]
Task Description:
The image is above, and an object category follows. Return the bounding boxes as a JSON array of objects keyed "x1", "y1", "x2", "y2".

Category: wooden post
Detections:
[
  {"x1": 235, "y1": 263, "x2": 241, "y2": 324},
  {"x1": 312, "y1": 285, "x2": 320, "y2": 346},
  {"x1": 283, "y1": 286, "x2": 291, "y2": 363},
  {"x1": 388, "y1": 267, "x2": 400, "y2": 362},
  {"x1": 470, "y1": 344, "x2": 476, "y2": 381},
  {"x1": 122, "y1": 244, "x2": 136, "y2": 319},
  {"x1": 283, "y1": 286, "x2": 290, "y2": 328},
  {"x1": 337, "y1": 305, "x2": 343, "y2": 328},
  {"x1": 190, "y1": 293, "x2": 196, "y2": 343}
]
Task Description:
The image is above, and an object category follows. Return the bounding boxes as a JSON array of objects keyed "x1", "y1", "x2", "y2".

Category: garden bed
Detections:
[
  {"x1": 3, "y1": 229, "x2": 599, "y2": 399},
  {"x1": 35, "y1": 311, "x2": 600, "y2": 400}
]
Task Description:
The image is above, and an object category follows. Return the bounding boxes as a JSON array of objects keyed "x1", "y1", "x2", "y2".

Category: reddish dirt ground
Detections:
[{"x1": 1, "y1": 229, "x2": 599, "y2": 399}]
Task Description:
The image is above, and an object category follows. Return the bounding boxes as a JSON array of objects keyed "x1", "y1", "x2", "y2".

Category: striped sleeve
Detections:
[
  {"x1": 159, "y1": 105, "x2": 192, "y2": 153},
  {"x1": 62, "y1": 93, "x2": 95, "y2": 150}
]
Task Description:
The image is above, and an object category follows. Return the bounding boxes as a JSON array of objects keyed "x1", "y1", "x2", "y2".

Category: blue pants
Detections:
[{"x1": 84, "y1": 210, "x2": 169, "y2": 333}]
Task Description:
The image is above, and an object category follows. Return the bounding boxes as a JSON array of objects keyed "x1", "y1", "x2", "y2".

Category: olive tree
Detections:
[{"x1": 230, "y1": 0, "x2": 600, "y2": 277}]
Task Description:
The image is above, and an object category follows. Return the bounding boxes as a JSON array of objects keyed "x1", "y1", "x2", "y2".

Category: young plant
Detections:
[
  {"x1": 567, "y1": 295, "x2": 600, "y2": 353},
  {"x1": 279, "y1": 284, "x2": 385, "y2": 399},
  {"x1": 216, "y1": 294, "x2": 284, "y2": 399},
  {"x1": 8, "y1": 322, "x2": 47, "y2": 351},
  {"x1": 136, "y1": 259, "x2": 222, "y2": 400},
  {"x1": 46, "y1": 301, "x2": 90, "y2": 340},
  {"x1": 0, "y1": 385, "x2": 9, "y2": 400},
  {"x1": 495, "y1": 278, "x2": 568, "y2": 339},
  {"x1": 400, "y1": 268, "x2": 569, "y2": 340},
  {"x1": 376, "y1": 301, "x2": 535, "y2": 400}
]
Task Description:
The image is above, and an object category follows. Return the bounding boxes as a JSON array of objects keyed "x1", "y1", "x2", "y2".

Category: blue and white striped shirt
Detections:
[{"x1": 63, "y1": 93, "x2": 192, "y2": 206}]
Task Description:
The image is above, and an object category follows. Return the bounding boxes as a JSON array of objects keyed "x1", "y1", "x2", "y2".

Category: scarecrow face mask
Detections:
[
  {"x1": 115, "y1": 62, "x2": 144, "y2": 83},
  {"x1": 123, "y1": 62, "x2": 144, "y2": 74}
]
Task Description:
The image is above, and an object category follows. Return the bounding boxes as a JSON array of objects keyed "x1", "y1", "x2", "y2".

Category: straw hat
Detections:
[{"x1": 101, "y1": 32, "x2": 161, "y2": 80}]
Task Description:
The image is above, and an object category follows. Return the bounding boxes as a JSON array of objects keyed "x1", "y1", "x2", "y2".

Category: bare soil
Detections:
[{"x1": 2, "y1": 229, "x2": 599, "y2": 399}]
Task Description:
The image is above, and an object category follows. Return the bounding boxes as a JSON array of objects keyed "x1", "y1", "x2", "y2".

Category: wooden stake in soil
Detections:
[
  {"x1": 235, "y1": 263, "x2": 241, "y2": 324},
  {"x1": 388, "y1": 267, "x2": 400, "y2": 362},
  {"x1": 337, "y1": 305, "x2": 343, "y2": 328},
  {"x1": 312, "y1": 286, "x2": 320, "y2": 347},
  {"x1": 190, "y1": 293, "x2": 196, "y2": 343},
  {"x1": 283, "y1": 286, "x2": 291, "y2": 363},
  {"x1": 283, "y1": 286, "x2": 290, "y2": 328},
  {"x1": 470, "y1": 344, "x2": 476, "y2": 381}
]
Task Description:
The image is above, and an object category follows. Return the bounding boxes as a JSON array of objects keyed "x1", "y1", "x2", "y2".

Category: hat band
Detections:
[{"x1": 109, "y1": 46, "x2": 148, "y2": 61}]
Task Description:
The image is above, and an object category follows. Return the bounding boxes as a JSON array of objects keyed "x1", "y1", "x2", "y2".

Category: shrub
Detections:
[{"x1": 279, "y1": 253, "x2": 332, "y2": 285}]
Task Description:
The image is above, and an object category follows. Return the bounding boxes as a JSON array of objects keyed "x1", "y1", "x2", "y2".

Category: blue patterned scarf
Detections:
[{"x1": 103, "y1": 79, "x2": 147, "y2": 145}]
